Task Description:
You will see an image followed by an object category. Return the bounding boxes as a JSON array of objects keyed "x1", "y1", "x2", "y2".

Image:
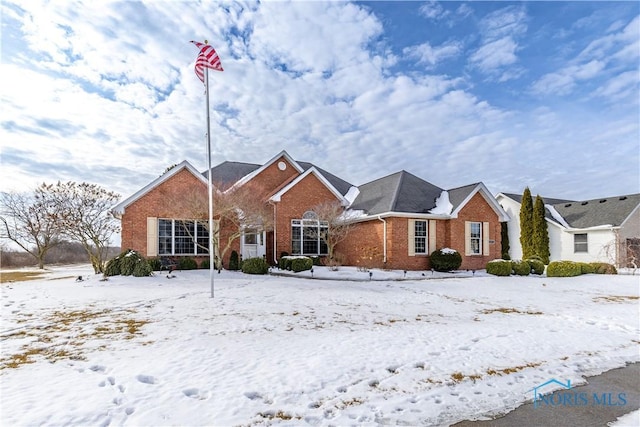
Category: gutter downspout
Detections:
[
  {"x1": 377, "y1": 215, "x2": 387, "y2": 264},
  {"x1": 271, "y1": 201, "x2": 278, "y2": 265}
]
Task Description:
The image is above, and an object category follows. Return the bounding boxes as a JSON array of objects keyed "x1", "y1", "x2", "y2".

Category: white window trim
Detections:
[
  {"x1": 157, "y1": 218, "x2": 209, "y2": 256},
  {"x1": 574, "y1": 233, "x2": 588, "y2": 253}
]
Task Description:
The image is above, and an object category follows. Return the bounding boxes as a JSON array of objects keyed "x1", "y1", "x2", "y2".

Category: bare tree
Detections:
[
  {"x1": 45, "y1": 182, "x2": 120, "y2": 274},
  {"x1": 0, "y1": 188, "x2": 63, "y2": 269},
  {"x1": 307, "y1": 200, "x2": 355, "y2": 267},
  {"x1": 162, "y1": 182, "x2": 273, "y2": 269}
]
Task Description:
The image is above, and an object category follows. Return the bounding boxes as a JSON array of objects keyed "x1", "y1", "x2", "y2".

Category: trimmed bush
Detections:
[
  {"x1": 200, "y1": 258, "x2": 210, "y2": 269},
  {"x1": 178, "y1": 257, "x2": 198, "y2": 270},
  {"x1": 512, "y1": 260, "x2": 531, "y2": 276},
  {"x1": 590, "y1": 262, "x2": 617, "y2": 274},
  {"x1": 579, "y1": 262, "x2": 596, "y2": 275},
  {"x1": 242, "y1": 257, "x2": 269, "y2": 275},
  {"x1": 547, "y1": 261, "x2": 582, "y2": 277},
  {"x1": 229, "y1": 251, "x2": 240, "y2": 271},
  {"x1": 527, "y1": 259, "x2": 545, "y2": 275},
  {"x1": 279, "y1": 256, "x2": 292, "y2": 271},
  {"x1": 486, "y1": 259, "x2": 512, "y2": 276},
  {"x1": 291, "y1": 257, "x2": 313, "y2": 273},
  {"x1": 430, "y1": 248, "x2": 462, "y2": 272}
]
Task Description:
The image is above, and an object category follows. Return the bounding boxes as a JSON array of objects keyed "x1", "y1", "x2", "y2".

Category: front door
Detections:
[{"x1": 241, "y1": 229, "x2": 266, "y2": 260}]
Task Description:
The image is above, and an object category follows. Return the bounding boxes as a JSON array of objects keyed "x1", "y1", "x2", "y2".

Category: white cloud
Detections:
[
  {"x1": 403, "y1": 41, "x2": 462, "y2": 67},
  {"x1": 418, "y1": 1, "x2": 449, "y2": 21},
  {"x1": 468, "y1": 5, "x2": 527, "y2": 79},
  {"x1": 0, "y1": 0, "x2": 637, "y2": 204}
]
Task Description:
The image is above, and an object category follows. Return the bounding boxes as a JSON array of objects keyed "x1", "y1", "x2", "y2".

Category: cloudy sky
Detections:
[{"x1": 2, "y1": 1, "x2": 639, "y2": 202}]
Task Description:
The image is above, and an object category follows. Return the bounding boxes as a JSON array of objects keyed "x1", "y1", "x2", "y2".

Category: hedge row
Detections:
[
  {"x1": 486, "y1": 259, "x2": 617, "y2": 277},
  {"x1": 546, "y1": 261, "x2": 617, "y2": 277},
  {"x1": 486, "y1": 259, "x2": 546, "y2": 277},
  {"x1": 278, "y1": 256, "x2": 313, "y2": 273}
]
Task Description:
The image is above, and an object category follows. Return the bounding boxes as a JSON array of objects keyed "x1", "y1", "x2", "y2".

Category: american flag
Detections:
[{"x1": 190, "y1": 41, "x2": 223, "y2": 83}]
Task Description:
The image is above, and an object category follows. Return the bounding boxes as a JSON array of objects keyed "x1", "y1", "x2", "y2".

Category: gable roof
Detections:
[
  {"x1": 112, "y1": 160, "x2": 206, "y2": 217},
  {"x1": 205, "y1": 151, "x2": 354, "y2": 196},
  {"x1": 269, "y1": 167, "x2": 349, "y2": 205},
  {"x1": 498, "y1": 192, "x2": 640, "y2": 229},
  {"x1": 349, "y1": 170, "x2": 443, "y2": 215},
  {"x1": 449, "y1": 183, "x2": 510, "y2": 221}
]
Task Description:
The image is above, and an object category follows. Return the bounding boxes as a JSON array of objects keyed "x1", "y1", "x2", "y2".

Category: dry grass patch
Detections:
[
  {"x1": 451, "y1": 372, "x2": 483, "y2": 383},
  {"x1": 0, "y1": 308, "x2": 151, "y2": 370},
  {"x1": 485, "y1": 362, "x2": 542, "y2": 376},
  {"x1": 1, "y1": 271, "x2": 47, "y2": 283},
  {"x1": 480, "y1": 307, "x2": 543, "y2": 315},
  {"x1": 593, "y1": 295, "x2": 639, "y2": 303}
]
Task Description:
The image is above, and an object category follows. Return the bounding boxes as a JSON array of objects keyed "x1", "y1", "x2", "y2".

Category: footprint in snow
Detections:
[
  {"x1": 136, "y1": 374, "x2": 157, "y2": 385},
  {"x1": 90, "y1": 365, "x2": 107, "y2": 373},
  {"x1": 183, "y1": 388, "x2": 211, "y2": 400}
]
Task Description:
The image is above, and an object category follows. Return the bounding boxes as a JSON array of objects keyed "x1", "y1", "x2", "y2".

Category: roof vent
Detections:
[
  {"x1": 581, "y1": 201, "x2": 588, "y2": 206},
  {"x1": 599, "y1": 199, "x2": 606, "y2": 203},
  {"x1": 620, "y1": 196, "x2": 627, "y2": 201},
  {"x1": 565, "y1": 203, "x2": 572, "y2": 207}
]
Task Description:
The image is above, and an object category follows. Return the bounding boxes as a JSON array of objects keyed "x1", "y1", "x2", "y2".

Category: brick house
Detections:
[{"x1": 112, "y1": 150, "x2": 508, "y2": 270}]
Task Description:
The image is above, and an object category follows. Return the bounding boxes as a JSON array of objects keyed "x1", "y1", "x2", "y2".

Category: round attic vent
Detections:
[{"x1": 278, "y1": 161, "x2": 287, "y2": 171}]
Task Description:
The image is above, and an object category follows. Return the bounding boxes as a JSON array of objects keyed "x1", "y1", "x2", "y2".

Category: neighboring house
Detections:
[
  {"x1": 113, "y1": 150, "x2": 509, "y2": 271},
  {"x1": 496, "y1": 192, "x2": 640, "y2": 267}
]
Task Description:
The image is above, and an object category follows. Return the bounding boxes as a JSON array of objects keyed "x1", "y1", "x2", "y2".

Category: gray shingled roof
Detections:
[
  {"x1": 447, "y1": 183, "x2": 480, "y2": 212},
  {"x1": 349, "y1": 170, "x2": 443, "y2": 215},
  {"x1": 204, "y1": 159, "x2": 354, "y2": 196},
  {"x1": 501, "y1": 192, "x2": 575, "y2": 206},
  {"x1": 501, "y1": 192, "x2": 640, "y2": 228},
  {"x1": 206, "y1": 161, "x2": 260, "y2": 188},
  {"x1": 553, "y1": 194, "x2": 640, "y2": 228}
]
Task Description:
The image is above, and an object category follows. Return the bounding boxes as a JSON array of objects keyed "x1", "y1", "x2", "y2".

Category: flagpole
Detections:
[{"x1": 204, "y1": 54, "x2": 214, "y2": 299}]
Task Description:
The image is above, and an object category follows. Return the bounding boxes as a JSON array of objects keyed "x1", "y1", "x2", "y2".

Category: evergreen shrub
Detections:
[
  {"x1": 486, "y1": 259, "x2": 512, "y2": 276},
  {"x1": 229, "y1": 251, "x2": 240, "y2": 271},
  {"x1": 591, "y1": 262, "x2": 617, "y2": 274},
  {"x1": 512, "y1": 260, "x2": 531, "y2": 276},
  {"x1": 579, "y1": 262, "x2": 596, "y2": 274},
  {"x1": 546, "y1": 261, "x2": 582, "y2": 277},
  {"x1": 132, "y1": 259, "x2": 153, "y2": 277},
  {"x1": 147, "y1": 258, "x2": 162, "y2": 271},
  {"x1": 279, "y1": 256, "x2": 292, "y2": 271},
  {"x1": 527, "y1": 259, "x2": 545, "y2": 275},
  {"x1": 242, "y1": 257, "x2": 269, "y2": 275},
  {"x1": 291, "y1": 257, "x2": 313, "y2": 273},
  {"x1": 178, "y1": 257, "x2": 198, "y2": 270},
  {"x1": 104, "y1": 250, "x2": 152, "y2": 277},
  {"x1": 430, "y1": 248, "x2": 462, "y2": 272}
]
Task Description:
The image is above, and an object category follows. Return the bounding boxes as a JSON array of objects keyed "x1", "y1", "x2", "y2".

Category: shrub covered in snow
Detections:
[
  {"x1": 547, "y1": 261, "x2": 582, "y2": 277},
  {"x1": 486, "y1": 259, "x2": 512, "y2": 276},
  {"x1": 291, "y1": 257, "x2": 313, "y2": 273},
  {"x1": 429, "y1": 248, "x2": 462, "y2": 272},
  {"x1": 242, "y1": 257, "x2": 269, "y2": 275},
  {"x1": 104, "y1": 250, "x2": 152, "y2": 277}
]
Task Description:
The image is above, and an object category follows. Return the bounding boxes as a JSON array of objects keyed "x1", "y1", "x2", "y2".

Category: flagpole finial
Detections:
[{"x1": 204, "y1": 39, "x2": 208, "y2": 44}]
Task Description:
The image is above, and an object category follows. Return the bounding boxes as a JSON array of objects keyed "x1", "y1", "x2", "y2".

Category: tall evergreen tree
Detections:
[
  {"x1": 533, "y1": 195, "x2": 550, "y2": 264},
  {"x1": 501, "y1": 221, "x2": 510, "y2": 260},
  {"x1": 519, "y1": 187, "x2": 534, "y2": 259}
]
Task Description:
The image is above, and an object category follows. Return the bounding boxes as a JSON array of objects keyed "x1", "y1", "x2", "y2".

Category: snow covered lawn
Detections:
[{"x1": 1, "y1": 265, "x2": 638, "y2": 426}]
